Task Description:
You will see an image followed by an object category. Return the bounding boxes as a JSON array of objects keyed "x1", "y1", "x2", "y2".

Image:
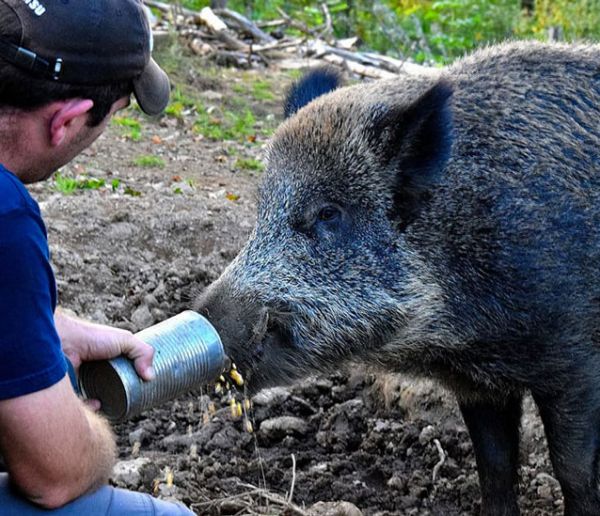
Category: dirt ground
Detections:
[{"x1": 30, "y1": 42, "x2": 565, "y2": 515}]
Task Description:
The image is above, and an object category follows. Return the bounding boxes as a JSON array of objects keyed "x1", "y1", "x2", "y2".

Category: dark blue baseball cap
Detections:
[{"x1": 0, "y1": 0, "x2": 170, "y2": 115}]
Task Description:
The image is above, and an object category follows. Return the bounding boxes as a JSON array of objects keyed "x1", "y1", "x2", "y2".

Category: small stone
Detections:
[
  {"x1": 128, "y1": 427, "x2": 148, "y2": 446},
  {"x1": 418, "y1": 425, "x2": 437, "y2": 445},
  {"x1": 143, "y1": 294, "x2": 158, "y2": 308},
  {"x1": 259, "y1": 416, "x2": 309, "y2": 438},
  {"x1": 309, "y1": 501, "x2": 363, "y2": 516},
  {"x1": 151, "y1": 308, "x2": 167, "y2": 322},
  {"x1": 131, "y1": 304, "x2": 154, "y2": 330},
  {"x1": 387, "y1": 474, "x2": 406, "y2": 490},
  {"x1": 252, "y1": 387, "x2": 290, "y2": 406},
  {"x1": 111, "y1": 458, "x2": 152, "y2": 489},
  {"x1": 537, "y1": 485, "x2": 553, "y2": 500}
]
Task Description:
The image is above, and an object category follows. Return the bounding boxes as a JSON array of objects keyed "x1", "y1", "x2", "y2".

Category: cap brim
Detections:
[{"x1": 133, "y1": 58, "x2": 170, "y2": 116}]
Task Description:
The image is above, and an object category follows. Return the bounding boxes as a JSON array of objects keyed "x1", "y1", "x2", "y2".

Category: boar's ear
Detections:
[
  {"x1": 368, "y1": 80, "x2": 453, "y2": 229},
  {"x1": 284, "y1": 67, "x2": 342, "y2": 118}
]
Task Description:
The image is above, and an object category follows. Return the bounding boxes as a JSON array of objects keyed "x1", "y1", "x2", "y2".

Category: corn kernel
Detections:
[
  {"x1": 229, "y1": 369, "x2": 244, "y2": 386},
  {"x1": 245, "y1": 420, "x2": 253, "y2": 433}
]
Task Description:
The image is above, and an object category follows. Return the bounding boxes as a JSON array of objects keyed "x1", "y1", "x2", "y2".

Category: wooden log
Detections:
[
  {"x1": 213, "y1": 8, "x2": 276, "y2": 43},
  {"x1": 197, "y1": 7, "x2": 248, "y2": 51}
]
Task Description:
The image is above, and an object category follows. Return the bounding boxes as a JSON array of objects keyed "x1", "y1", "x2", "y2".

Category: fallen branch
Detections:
[
  {"x1": 198, "y1": 7, "x2": 248, "y2": 51},
  {"x1": 213, "y1": 8, "x2": 277, "y2": 44}
]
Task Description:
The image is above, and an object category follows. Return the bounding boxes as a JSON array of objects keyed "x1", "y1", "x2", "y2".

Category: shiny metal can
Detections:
[{"x1": 79, "y1": 310, "x2": 225, "y2": 422}]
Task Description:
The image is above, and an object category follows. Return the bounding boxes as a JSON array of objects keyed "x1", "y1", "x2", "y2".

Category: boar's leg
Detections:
[
  {"x1": 459, "y1": 395, "x2": 522, "y2": 516},
  {"x1": 533, "y1": 389, "x2": 600, "y2": 516}
]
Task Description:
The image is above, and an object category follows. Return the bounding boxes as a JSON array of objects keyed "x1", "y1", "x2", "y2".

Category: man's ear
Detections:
[
  {"x1": 49, "y1": 99, "x2": 94, "y2": 147},
  {"x1": 366, "y1": 80, "x2": 453, "y2": 229}
]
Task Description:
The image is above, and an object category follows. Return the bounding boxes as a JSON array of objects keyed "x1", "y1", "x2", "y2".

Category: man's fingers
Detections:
[{"x1": 121, "y1": 334, "x2": 155, "y2": 381}]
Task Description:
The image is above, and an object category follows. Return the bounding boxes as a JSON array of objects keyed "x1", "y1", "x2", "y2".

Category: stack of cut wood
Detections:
[{"x1": 145, "y1": 1, "x2": 431, "y2": 78}]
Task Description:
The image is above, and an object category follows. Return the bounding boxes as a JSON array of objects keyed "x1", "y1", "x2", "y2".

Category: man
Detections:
[{"x1": 0, "y1": 0, "x2": 194, "y2": 514}]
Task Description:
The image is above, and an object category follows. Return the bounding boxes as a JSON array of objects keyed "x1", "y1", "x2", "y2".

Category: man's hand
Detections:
[{"x1": 55, "y1": 310, "x2": 155, "y2": 381}]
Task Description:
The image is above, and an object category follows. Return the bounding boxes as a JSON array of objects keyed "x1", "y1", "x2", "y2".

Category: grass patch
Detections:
[
  {"x1": 251, "y1": 80, "x2": 275, "y2": 101},
  {"x1": 112, "y1": 116, "x2": 142, "y2": 141},
  {"x1": 165, "y1": 87, "x2": 199, "y2": 119},
  {"x1": 235, "y1": 157, "x2": 264, "y2": 172},
  {"x1": 53, "y1": 172, "x2": 106, "y2": 194},
  {"x1": 124, "y1": 186, "x2": 142, "y2": 197},
  {"x1": 133, "y1": 155, "x2": 166, "y2": 168},
  {"x1": 194, "y1": 106, "x2": 257, "y2": 141}
]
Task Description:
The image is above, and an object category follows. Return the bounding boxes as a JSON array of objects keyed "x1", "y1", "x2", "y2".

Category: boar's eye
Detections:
[
  {"x1": 317, "y1": 205, "x2": 341, "y2": 222},
  {"x1": 311, "y1": 203, "x2": 347, "y2": 236}
]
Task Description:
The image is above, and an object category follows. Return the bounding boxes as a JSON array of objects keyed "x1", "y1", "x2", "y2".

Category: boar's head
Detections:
[{"x1": 196, "y1": 70, "x2": 454, "y2": 392}]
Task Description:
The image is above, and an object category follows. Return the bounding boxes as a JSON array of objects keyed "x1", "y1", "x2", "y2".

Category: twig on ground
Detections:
[
  {"x1": 287, "y1": 453, "x2": 297, "y2": 505},
  {"x1": 432, "y1": 438, "x2": 446, "y2": 484}
]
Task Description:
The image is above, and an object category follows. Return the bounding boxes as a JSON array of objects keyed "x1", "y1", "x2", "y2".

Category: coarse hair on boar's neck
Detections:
[{"x1": 196, "y1": 41, "x2": 600, "y2": 515}]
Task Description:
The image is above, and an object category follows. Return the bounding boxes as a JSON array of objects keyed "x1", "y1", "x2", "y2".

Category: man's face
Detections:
[
  {"x1": 47, "y1": 96, "x2": 131, "y2": 180},
  {"x1": 23, "y1": 95, "x2": 131, "y2": 184}
]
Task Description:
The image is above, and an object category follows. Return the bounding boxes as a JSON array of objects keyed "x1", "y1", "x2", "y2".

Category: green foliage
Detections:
[
  {"x1": 519, "y1": 0, "x2": 600, "y2": 41},
  {"x1": 166, "y1": 0, "x2": 600, "y2": 64},
  {"x1": 235, "y1": 157, "x2": 265, "y2": 171},
  {"x1": 53, "y1": 172, "x2": 106, "y2": 194},
  {"x1": 233, "y1": 76, "x2": 276, "y2": 101},
  {"x1": 124, "y1": 186, "x2": 142, "y2": 197},
  {"x1": 194, "y1": 104, "x2": 257, "y2": 141},
  {"x1": 112, "y1": 116, "x2": 142, "y2": 141},
  {"x1": 133, "y1": 155, "x2": 166, "y2": 168},
  {"x1": 165, "y1": 88, "x2": 199, "y2": 119}
]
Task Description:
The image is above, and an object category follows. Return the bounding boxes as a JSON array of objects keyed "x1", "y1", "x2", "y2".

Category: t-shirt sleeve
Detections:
[{"x1": 0, "y1": 207, "x2": 67, "y2": 400}]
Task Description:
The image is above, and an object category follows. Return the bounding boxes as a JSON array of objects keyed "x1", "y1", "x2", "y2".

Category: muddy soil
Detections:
[{"x1": 30, "y1": 48, "x2": 563, "y2": 515}]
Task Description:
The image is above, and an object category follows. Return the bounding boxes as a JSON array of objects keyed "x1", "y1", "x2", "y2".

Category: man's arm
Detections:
[{"x1": 0, "y1": 375, "x2": 115, "y2": 509}]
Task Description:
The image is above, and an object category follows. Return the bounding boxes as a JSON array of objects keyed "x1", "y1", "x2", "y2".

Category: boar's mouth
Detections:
[{"x1": 231, "y1": 308, "x2": 301, "y2": 393}]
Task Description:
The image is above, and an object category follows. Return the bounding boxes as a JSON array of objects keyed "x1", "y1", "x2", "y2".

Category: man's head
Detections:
[{"x1": 0, "y1": 0, "x2": 170, "y2": 182}]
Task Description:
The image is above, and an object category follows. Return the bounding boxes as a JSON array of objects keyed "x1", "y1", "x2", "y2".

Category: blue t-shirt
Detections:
[{"x1": 0, "y1": 164, "x2": 66, "y2": 400}]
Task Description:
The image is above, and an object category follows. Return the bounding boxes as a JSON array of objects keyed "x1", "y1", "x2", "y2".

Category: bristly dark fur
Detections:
[
  {"x1": 197, "y1": 42, "x2": 600, "y2": 515},
  {"x1": 283, "y1": 66, "x2": 342, "y2": 118}
]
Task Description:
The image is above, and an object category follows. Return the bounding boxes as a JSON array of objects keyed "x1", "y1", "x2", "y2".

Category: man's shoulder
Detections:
[{"x1": 0, "y1": 166, "x2": 37, "y2": 217}]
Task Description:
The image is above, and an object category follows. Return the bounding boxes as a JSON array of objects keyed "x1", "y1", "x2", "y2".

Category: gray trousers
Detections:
[{"x1": 0, "y1": 474, "x2": 195, "y2": 515}]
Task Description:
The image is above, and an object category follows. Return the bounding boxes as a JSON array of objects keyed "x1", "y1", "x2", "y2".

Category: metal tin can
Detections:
[{"x1": 79, "y1": 310, "x2": 225, "y2": 422}]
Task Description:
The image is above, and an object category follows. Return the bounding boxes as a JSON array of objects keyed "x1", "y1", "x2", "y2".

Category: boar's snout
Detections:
[{"x1": 194, "y1": 281, "x2": 295, "y2": 392}]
